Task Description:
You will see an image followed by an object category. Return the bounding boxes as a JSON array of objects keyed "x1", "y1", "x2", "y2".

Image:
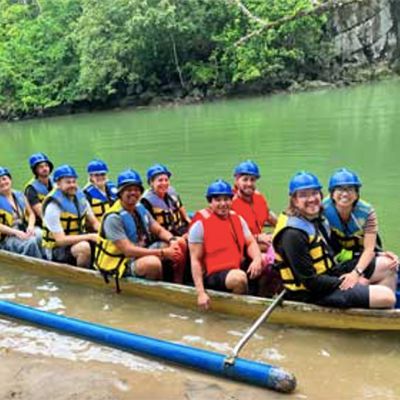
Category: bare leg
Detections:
[
  {"x1": 225, "y1": 270, "x2": 248, "y2": 294},
  {"x1": 135, "y1": 255, "x2": 162, "y2": 280},
  {"x1": 71, "y1": 241, "x2": 91, "y2": 268},
  {"x1": 369, "y1": 285, "x2": 396, "y2": 309},
  {"x1": 369, "y1": 255, "x2": 397, "y2": 291}
]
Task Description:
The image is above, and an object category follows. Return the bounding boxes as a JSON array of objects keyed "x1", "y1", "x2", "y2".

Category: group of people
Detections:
[{"x1": 0, "y1": 153, "x2": 398, "y2": 310}]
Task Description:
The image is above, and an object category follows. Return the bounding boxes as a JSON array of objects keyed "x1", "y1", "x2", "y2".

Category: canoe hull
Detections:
[{"x1": 1, "y1": 250, "x2": 400, "y2": 331}]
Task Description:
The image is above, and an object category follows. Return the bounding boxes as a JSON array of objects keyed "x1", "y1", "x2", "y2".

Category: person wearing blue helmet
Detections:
[
  {"x1": 94, "y1": 169, "x2": 181, "y2": 289},
  {"x1": 189, "y1": 179, "x2": 263, "y2": 310},
  {"x1": 323, "y1": 168, "x2": 398, "y2": 293},
  {"x1": 232, "y1": 160, "x2": 280, "y2": 296},
  {"x1": 141, "y1": 163, "x2": 190, "y2": 283},
  {"x1": 24, "y1": 152, "x2": 54, "y2": 225},
  {"x1": 83, "y1": 159, "x2": 117, "y2": 222},
  {"x1": 41, "y1": 165, "x2": 100, "y2": 267},
  {"x1": 0, "y1": 167, "x2": 43, "y2": 259},
  {"x1": 141, "y1": 163, "x2": 191, "y2": 236},
  {"x1": 272, "y1": 171, "x2": 395, "y2": 309}
]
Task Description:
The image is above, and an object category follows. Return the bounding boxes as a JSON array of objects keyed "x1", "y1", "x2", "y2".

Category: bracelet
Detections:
[{"x1": 354, "y1": 267, "x2": 363, "y2": 276}]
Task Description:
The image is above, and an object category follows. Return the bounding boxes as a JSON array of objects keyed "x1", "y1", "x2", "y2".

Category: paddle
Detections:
[{"x1": 224, "y1": 288, "x2": 287, "y2": 366}]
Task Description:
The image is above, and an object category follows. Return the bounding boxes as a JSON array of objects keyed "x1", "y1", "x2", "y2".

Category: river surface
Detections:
[{"x1": 1, "y1": 80, "x2": 400, "y2": 399}]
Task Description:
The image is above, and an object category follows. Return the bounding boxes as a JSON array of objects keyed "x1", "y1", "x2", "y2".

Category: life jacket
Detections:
[
  {"x1": 322, "y1": 197, "x2": 373, "y2": 253},
  {"x1": 202, "y1": 211, "x2": 245, "y2": 276},
  {"x1": 83, "y1": 181, "x2": 117, "y2": 222},
  {"x1": 141, "y1": 186, "x2": 188, "y2": 235},
  {"x1": 232, "y1": 191, "x2": 269, "y2": 235},
  {"x1": 0, "y1": 191, "x2": 27, "y2": 242},
  {"x1": 42, "y1": 188, "x2": 88, "y2": 249},
  {"x1": 24, "y1": 177, "x2": 53, "y2": 203},
  {"x1": 272, "y1": 213, "x2": 334, "y2": 292},
  {"x1": 190, "y1": 208, "x2": 212, "y2": 227},
  {"x1": 94, "y1": 200, "x2": 152, "y2": 284}
]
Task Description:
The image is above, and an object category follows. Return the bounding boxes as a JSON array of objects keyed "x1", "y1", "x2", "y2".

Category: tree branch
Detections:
[{"x1": 230, "y1": 0, "x2": 367, "y2": 46}]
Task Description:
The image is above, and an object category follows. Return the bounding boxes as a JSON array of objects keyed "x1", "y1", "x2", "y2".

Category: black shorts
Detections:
[
  {"x1": 52, "y1": 246, "x2": 76, "y2": 265},
  {"x1": 314, "y1": 283, "x2": 370, "y2": 308},
  {"x1": 204, "y1": 270, "x2": 231, "y2": 292},
  {"x1": 330, "y1": 257, "x2": 376, "y2": 280}
]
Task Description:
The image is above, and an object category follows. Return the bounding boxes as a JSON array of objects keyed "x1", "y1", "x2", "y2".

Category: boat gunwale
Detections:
[{"x1": 1, "y1": 249, "x2": 400, "y2": 330}]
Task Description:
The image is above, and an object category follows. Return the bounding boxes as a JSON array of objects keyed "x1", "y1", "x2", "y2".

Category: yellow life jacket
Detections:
[
  {"x1": 94, "y1": 200, "x2": 151, "y2": 280},
  {"x1": 0, "y1": 191, "x2": 27, "y2": 242},
  {"x1": 42, "y1": 188, "x2": 88, "y2": 249},
  {"x1": 83, "y1": 181, "x2": 117, "y2": 222},
  {"x1": 141, "y1": 187, "x2": 188, "y2": 236},
  {"x1": 24, "y1": 177, "x2": 53, "y2": 203},
  {"x1": 272, "y1": 213, "x2": 334, "y2": 292}
]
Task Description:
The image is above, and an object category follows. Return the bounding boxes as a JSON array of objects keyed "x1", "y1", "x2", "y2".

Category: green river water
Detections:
[{"x1": 0, "y1": 80, "x2": 400, "y2": 399}]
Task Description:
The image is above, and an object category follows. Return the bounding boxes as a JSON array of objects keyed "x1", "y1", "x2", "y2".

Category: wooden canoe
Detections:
[{"x1": 1, "y1": 249, "x2": 399, "y2": 331}]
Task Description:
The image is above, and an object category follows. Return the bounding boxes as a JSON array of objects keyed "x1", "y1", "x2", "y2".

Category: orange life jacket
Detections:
[
  {"x1": 231, "y1": 191, "x2": 269, "y2": 235},
  {"x1": 202, "y1": 211, "x2": 245, "y2": 276},
  {"x1": 190, "y1": 208, "x2": 212, "y2": 227}
]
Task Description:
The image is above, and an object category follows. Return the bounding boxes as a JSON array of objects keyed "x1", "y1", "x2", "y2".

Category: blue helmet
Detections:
[
  {"x1": 87, "y1": 159, "x2": 109, "y2": 175},
  {"x1": 29, "y1": 152, "x2": 54, "y2": 173},
  {"x1": 117, "y1": 169, "x2": 144, "y2": 193},
  {"x1": 53, "y1": 165, "x2": 78, "y2": 182},
  {"x1": 206, "y1": 179, "x2": 234, "y2": 200},
  {"x1": 0, "y1": 166, "x2": 11, "y2": 179},
  {"x1": 146, "y1": 164, "x2": 171, "y2": 184},
  {"x1": 328, "y1": 168, "x2": 362, "y2": 192},
  {"x1": 234, "y1": 160, "x2": 260, "y2": 178},
  {"x1": 289, "y1": 171, "x2": 322, "y2": 195}
]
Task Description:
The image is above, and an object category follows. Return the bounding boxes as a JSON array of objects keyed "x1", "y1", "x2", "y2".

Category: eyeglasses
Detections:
[
  {"x1": 295, "y1": 190, "x2": 320, "y2": 200},
  {"x1": 334, "y1": 186, "x2": 357, "y2": 194}
]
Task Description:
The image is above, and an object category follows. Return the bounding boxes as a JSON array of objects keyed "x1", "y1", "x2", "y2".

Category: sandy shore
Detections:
[{"x1": 0, "y1": 347, "x2": 267, "y2": 400}]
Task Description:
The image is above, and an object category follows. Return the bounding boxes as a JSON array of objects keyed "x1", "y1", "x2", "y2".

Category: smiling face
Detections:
[
  {"x1": 0, "y1": 175, "x2": 12, "y2": 194},
  {"x1": 90, "y1": 173, "x2": 107, "y2": 188},
  {"x1": 209, "y1": 195, "x2": 232, "y2": 218},
  {"x1": 235, "y1": 174, "x2": 257, "y2": 198},
  {"x1": 151, "y1": 174, "x2": 170, "y2": 197},
  {"x1": 57, "y1": 177, "x2": 78, "y2": 196},
  {"x1": 331, "y1": 185, "x2": 358, "y2": 210},
  {"x1": 119, "y1": 184, "x2": 142, "y2": 209},
  {"x1": 292, "y1": 189, "x2": 322, "y2": 219}
]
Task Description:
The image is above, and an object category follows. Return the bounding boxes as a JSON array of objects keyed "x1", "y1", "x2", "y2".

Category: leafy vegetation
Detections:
[{"x1": 0, "y1": 0, "x2": 330, "y2": 118}]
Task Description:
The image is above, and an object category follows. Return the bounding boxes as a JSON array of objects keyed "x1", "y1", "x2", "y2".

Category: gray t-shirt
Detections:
[
  {"x1": 103, "y1": 210, "x2": 155, "y2": 247},
  {"x1": 43, "y1": 200, "x2": 94, "y2": 233},
  {"x1": 188, "y1": 216, "x2": 251, "y2": 244}
]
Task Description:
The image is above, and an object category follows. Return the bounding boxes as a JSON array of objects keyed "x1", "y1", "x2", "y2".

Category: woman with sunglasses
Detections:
[{"x1": 323, "y1": 168, "x2": 398, "y2": 292}]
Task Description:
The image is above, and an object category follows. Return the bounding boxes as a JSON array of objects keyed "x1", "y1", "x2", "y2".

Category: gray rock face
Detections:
[{"x1": 329, "y1": 0, "x2": 400, "y2": 66}]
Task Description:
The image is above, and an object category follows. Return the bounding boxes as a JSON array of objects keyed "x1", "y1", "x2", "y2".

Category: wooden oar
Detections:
[{"x1": 224, "y1": 289, "x2": 287, "y2": 366}]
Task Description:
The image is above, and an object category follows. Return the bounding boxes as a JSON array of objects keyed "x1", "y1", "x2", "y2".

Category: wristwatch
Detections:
[{"x1": 354, "y1": 267, "x2": 363, "y2": 276}]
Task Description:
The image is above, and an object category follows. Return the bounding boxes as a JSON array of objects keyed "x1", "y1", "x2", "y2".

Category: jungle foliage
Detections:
[{"x1": 0, "y1": 0, "x2": 330, "y2": 117}]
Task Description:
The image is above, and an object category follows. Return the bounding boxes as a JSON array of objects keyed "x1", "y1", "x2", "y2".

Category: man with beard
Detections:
[
  {"x1": 24, "y1": 153, "x2": 54, "y2": 226},
  {"x1": 231, "y1": 160, "x2": 280, "y2": 296},
  {"x1": 272, "y1": 171, "x2": 395, "y2": 309},
  {"x1": 42, "y1": 165, "x2": 99, "y2": 267},
  {"x1": 189, "y1": 179, "x2": 263, "y2": 310},
  {"x1": 94, "y1": 169, "x2": 181, "y2": 290}
]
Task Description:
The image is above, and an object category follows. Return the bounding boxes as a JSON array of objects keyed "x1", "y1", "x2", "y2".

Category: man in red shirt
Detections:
[
  {"x1": 231, "y1": 160, "x2": 280, "y2": 295},
  {"x1": 189, "y1": 180, "x2": 262, "y2": 310}
]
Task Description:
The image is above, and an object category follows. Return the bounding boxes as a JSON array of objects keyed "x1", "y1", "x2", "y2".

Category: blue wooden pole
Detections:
[{"x1": 0, "y1": 300, "x2": 296, "y2": 393}]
